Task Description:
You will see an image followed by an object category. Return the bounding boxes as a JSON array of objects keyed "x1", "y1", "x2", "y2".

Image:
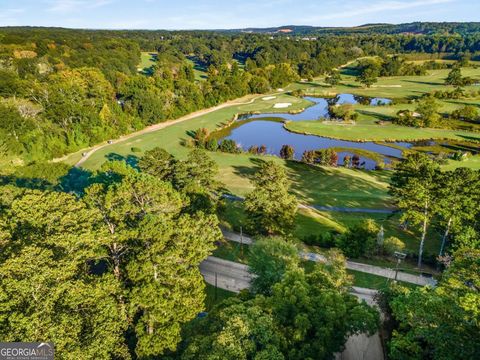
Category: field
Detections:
[
  {"x1": 59, "y1": 61, "x2": 480, "y2": 274},
  {"x1": 139, "y1": 52, "x2": 208, "y2": 80},
  {"x1": 292, "y1": 63, "x2": 480, "y2": 99},
  {"x1": 138, "y1": 52, "x2": 157, "y2": 74},
  {"x1": 285, "y1": 120, "x2": 480, "y2": 142},
  {"x1": 65, "y1": 89, "x2": 444, "y2": 261}
]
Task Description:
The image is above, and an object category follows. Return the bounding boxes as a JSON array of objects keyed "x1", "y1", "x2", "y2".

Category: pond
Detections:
[
  {"x1": 217, "y1": 94, "x2": 411, "y2": 170},
  {"x1": 246, "y1": 95, "x2": 392, "y2": 122}
]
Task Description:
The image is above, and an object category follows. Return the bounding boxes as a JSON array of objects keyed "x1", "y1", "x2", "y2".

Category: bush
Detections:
[
  {"x1": 131, "y1": 147, "x2": 142, "y2": 153},
  {"x1": 194, "y1": 128, "x2": 209, "y2": 148},
  {"x1": 205, "y1": 138, "x2": 218, "y2": 152},
  {"x1": 336, "y1": 219, "x2": 379, "y2": 258},
  {"x1": 219, "y1": 139, "x2": 240, "y2": 153},
  {"x1": 302, "y1": 232, "x2": 337, "y2": 248},
  {"x1": 383, "y1": 236, "x2": 406, "y2": 255},
  {"x1": 280, "y1": 145, "x2": 295, "y2": 160}
]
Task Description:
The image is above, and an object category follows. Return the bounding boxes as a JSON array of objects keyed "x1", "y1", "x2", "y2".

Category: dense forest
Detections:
[
  {"x1": 230, "y1": 21, "x2": 480, "y2": 36},
  {"x1": 1, "y1": 25, "x2": 480, "y2": 164}
]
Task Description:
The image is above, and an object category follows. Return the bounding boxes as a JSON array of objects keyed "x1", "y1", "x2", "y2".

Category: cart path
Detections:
[
  {"x1": 52, "y1": 93, "x2": 274, "y2": 166},
  {"x1": 223, "y1": 194, "x2": 396, "y2": 214},
  {"x1": 220, "y1": 228, "x2": 436, "y2": 287}
]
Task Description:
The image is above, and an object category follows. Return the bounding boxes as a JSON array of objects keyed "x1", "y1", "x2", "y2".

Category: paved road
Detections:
[
  {"x1": 308, "y1": 205, "x2": 395, "y2": 214},
  {"x1": 223, "y1": 194, "x2": 395, "y2": 214},
  {"x1": 200, "y1": 256, "x2": 253, "y2": 293},
  {"x1": 200, "y1": 256, "x2": 384, "y2": 360},
  {"x1": 201, "y1": 256, "x2": 379, "y2": 302},
  {"x1": 221, "y1": 228, "x2": 437, "y2": 287}
]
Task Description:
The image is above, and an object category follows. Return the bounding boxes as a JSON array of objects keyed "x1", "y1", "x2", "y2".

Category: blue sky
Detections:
[{"x1": 0, "y1": 0, "x2": 478, "y2": 30}]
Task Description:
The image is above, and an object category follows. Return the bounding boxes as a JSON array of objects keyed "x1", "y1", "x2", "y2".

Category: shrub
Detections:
[
  {"x1": 302, "y1": 150, "x2": 316, "y2": 164},
  {"x1": 303, "y1": 232, "x2": 337, "y2": 248},
  {"x1": 205, "y1": 138, "x2": 219, "y2": 152},
  {"x1": 383, "y1": 236, "x2": 406, "y2": 255},
  {"x1": 194, "y1": 128, "x2": 210, "y2": 148},
  {"x1": 336, "y1": 219, "x2": 379, "y2": 258},
  {"x1": 219, "y1": 139, "x2": 240, "y2": 153},
  {"x1": 280, "y1": 145, "x2": 295, "y2": 160},
  {"x1": 182, "y1": 138, "x2": 196, "y2": 148}
]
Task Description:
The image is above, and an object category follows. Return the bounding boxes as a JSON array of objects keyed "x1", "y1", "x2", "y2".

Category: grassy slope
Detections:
[
  {"x1": 78, "y1": 94, "x2": 311, "y2": 170},
  {"x1": 72, "y1": 89, "x2": 442, "y2": 257}
]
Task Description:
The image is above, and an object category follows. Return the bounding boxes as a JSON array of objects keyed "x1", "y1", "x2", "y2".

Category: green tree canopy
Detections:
[
  {"x1": 388, "y1": 248, "x2": 480, "y2": 360},
  {"x1": 244, "y1": 161, "x2": 297, "y2": 235}
]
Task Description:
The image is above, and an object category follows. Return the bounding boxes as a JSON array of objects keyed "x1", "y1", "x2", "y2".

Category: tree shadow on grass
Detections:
[
  {"x1": 403, "y1": 79, "x2": 443, "y2": 86},
  {"x1": 457, "y1": 134, "x2": 480, "y2": 142},
  {"x1": 439, "y1": 142, "x2": 480, "y2": 154},
  {"x1": 444, "y1": 100, "x2": 480, "y2": 108},
  {"x1": 0, "y1": 166, "x2": 94, "y2": 195},
  {"x1": 297, "y1": 81, "x2": 328, "y2": 88},
  {"x1": 356, "y1": 109, "x2": 395, "y2": 122},
  {"x1": 105, "y1": 152, "x2": 139, "y2": 169},
  {"x1": 342, "y1": 83, "x2": 363, "y2": 89},
  {"x1": 283, "y1": 160, "x2": 391, "y2": 208},
  {"x1": 231, "y1": 157, "x2": 267, "y2": 182}
]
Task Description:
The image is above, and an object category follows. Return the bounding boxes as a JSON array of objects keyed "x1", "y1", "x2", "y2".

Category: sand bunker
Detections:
[
  {"x1": 274, "y1": 102, "x2": 292, "y2": 108},
  {"x1": 262, "y1": 96, "x2": 277, "y2": 100}
]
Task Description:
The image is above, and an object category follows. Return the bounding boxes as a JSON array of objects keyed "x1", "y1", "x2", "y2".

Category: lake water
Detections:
[{"x1": 218, "y1": 94, "x2": 412, "y2": 169}]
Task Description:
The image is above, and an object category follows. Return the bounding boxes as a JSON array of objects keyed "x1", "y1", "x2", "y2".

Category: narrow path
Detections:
[
  {"x1": 220, "y1": 228, "x2": 436, "y2": 287},
  {"x1": 71, "y1": 94, "x2": 266, "y2": 167},
  {"x1": 301, "y1": 204, "x2": 395, "y2": 214},
  {"x1": 223, "y1": 194, "x2": 395, "y2": 214}
]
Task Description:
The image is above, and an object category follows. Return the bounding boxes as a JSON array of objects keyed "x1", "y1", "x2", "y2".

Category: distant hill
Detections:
[{"x1": 224, "y1": 22, "x2": 480, "y2": 36}]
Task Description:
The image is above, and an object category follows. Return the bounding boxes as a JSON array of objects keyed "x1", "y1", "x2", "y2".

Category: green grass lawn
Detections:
[
  {"x1": 291, "y1": 65, "x2": 480, "y2": 99},
  {"x1": 285, "y1": 120, "x2": 480, "y2": 142},
  {"x1": 186, "y1": 57, "x2": 208, "y2": 81},
  {"x1": 347, "y1": 269, "x2": 418, "y2": 290},
  {"x1": 138, "y1": 52, "x2": 157, "y2": 74},
  {"x1": 348, "y1": 269, "x2": 391, "y2": 289}
]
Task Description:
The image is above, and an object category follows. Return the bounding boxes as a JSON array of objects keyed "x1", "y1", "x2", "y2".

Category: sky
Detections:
[{"x1": 0, "y1": 0, "x2": 479, "y2": 30}]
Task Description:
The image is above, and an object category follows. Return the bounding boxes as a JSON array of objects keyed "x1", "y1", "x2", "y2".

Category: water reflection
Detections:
[{"x1": 220, "y1": 94, "x2": 404, "y2": 170}]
